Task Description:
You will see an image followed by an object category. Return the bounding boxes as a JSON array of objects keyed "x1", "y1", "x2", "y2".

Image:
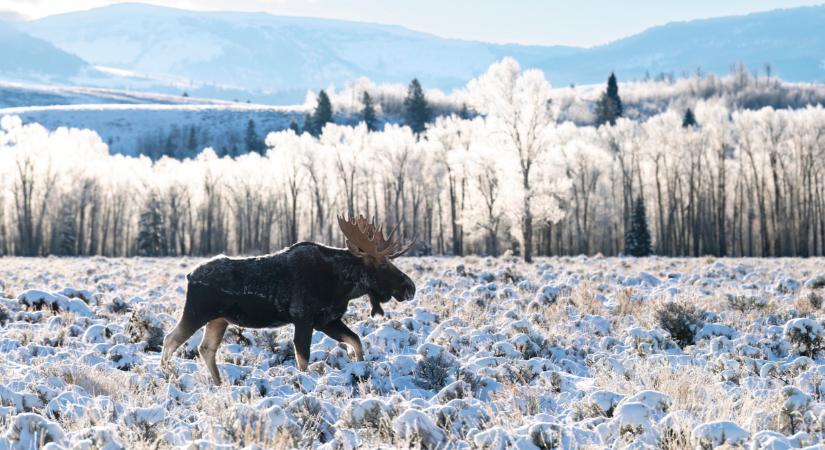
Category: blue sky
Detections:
[{"x1": 1, "y1": 0, "x2": 823, "y2": 46}]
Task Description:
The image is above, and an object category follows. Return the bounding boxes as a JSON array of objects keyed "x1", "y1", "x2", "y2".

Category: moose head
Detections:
[{"x1": 337, "y1": 214, "x2": 416, "y2": 316}]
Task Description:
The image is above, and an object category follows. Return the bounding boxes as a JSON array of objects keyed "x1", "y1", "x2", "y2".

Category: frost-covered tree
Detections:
[
  {"x1": 468, "y1": 58, "x2": 560, "y2": 262},
  {"x1": 137, "y1": 193, "x2": 166, "y2": 257},
  {"x1": 404, "y1": 78, "x2": 432, "y2": 134},
  {"x1": 624, "y1": 196, "x2": 651, "y2": 256}
]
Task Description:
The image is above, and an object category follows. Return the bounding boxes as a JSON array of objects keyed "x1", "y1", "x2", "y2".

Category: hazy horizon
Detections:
[{"x1": 2, "y1": 0, "x2": 824, "y2": 47}]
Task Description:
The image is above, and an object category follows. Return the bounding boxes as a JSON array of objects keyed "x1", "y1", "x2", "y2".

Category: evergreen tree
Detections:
[
  {"x1": 310, "y1": 90, "x2": 333, "y2": 137},
  {"x1": 245, "y1": 119, "x2": 263, "y2": 154},
  {"x1": 137, "y1": 194, "x2": 167, "y2": 257},
  {"x1": 624, "y1": 196, "x2": 652, "y2": 257},
  {"x1": 288, "y1": 119, "x2": 301, "y2": 134},
  {"x1": 595, "y1": 72, "x2": 623, "y2": 126},
  {"x1": 360, "y1": 91, "x2": 378, "y2": 131},
  {"x1": 187, "y1": 126, "x2": 198, "y2": 153},
  {"x1": 458, "y1": 103, "x2": 471, "y2": 120},
  {"x1": 403, "y1": 78, "x2": 432, "y2": 134},
  {"x1": 682, "y1": 108, "x2": 698, "y2": 128}
]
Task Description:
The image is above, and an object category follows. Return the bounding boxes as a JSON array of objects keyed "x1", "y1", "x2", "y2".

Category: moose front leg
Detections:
[
  {"x1": 292, "y1": 322, "x2": 313, "y2": 371},
  {"x1": 318, "y1": 319, "x2": 364, "y2": 361}
]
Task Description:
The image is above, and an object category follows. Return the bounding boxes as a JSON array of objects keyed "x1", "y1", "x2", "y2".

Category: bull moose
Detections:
[{"x1": 160, "y1": 214, "x2": 416, "y2": 384}]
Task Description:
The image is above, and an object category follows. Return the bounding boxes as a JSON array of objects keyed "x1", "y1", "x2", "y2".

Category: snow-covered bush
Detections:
[
  {"x1": 125, "y1": 306, "x2": 165, "y2": 352},
  {"x1": 391, "y1": 409, "x2": 445, "y2": 448},
  {"x1": 654, "y1": 301, "x2": 705, "y2": 348},
  {"x1": 692, "y1": 421, "x2": 749, "y2": 448},
  {"x1": 784, "y1": 318, "x2": 825, "y2": 358}
]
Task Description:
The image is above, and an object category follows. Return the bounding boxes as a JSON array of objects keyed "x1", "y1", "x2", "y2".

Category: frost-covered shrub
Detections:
[
  {"x1": 805, "y1": 275, "x2": 825, "y2": 290},
  {"x1": 528, "y1": 422, "x2": 561, "y2": 449},
  {"x1": 225, "y1": 404, "x2": 300, "y2": 447},
  {"x1": 341, "y1": 398, "x2": 395, "y2": 436},
  {"x1": 414, "y1": 354, "x2": 452, "y2": 391},
  {"x1": 17, "y1": 290, "x2": 93, "y2": 317},
  {"x1": 654, "y1": 301, "x2": 705, "y2": 348},
  {"x1": 726, "y1": 293, "x2": 768, "y2": 312},
  {"x1": 0, "y1": 304, "x2": 9, "y2": 326},
  {"x1": 108, "y1": 296, "x2": 130, "y2": 314},
  {"x1": 614, "y1": 402, "x2": 653, "y2": 435},
  {"x1": 72, "y1": 425, "x2": 125, "y2": 450},
  {"x1": 125, "y1": 306, "x2": 164, "y2": 352},
  {"x1": 796, "y1": 290, "x2": 824, "y2": 312},
  {"x1": 473, "y1": 426, "x2": 512, "y2": 450},
  {"x1": 5, "y1": 413, "x2": 67, "y2": 448},
  {"x1": 784, "y1": 318, "x2": 825, "y2": 358},
  {"x1": 391, "y1": 409, "x2": 445, "y2": 448},
  {"x1": 772, "y1": 386, "x2": 813, "y2": 434},
  {"x1": 692, "y1": 421, "x2": 749, "y2": 448}
]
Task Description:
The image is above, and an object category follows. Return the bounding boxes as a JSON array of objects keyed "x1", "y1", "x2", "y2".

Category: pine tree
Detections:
[
  {"x1": 245, "y1": 119, "x2": 262, "y2": 154},
  {"x1": 403, "y1": 78, "x2": 432, "y2": 134},
  {"x1": 682, "y1": 108, "x2": 698, "y2": 128},
  {"x1": 310, "y1": 90, "x2": 333, "y2": 137},
  {"x1": 187, "y1": 126, "x2": 198, "y2": 153},
  {"x1": 137, "y1": 194, "x2": 167, "y2": 257},
  {"x1": 458, "y1": 103, "x2": 471, "y2": 120},
  {"x1": 624, "y1": 196, "x2": 652, "y2": 257},
  {"x1": 288, "y1": 119, "x2": 301, "y2": 134},
  {"x1": 595, "y1": 72, "x2": 623, "y2": 126},
  {"x1": 360, "y1": 91, "x2": 378, "y2": 131}
]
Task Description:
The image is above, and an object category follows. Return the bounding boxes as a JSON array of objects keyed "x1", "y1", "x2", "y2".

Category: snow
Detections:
[
  {"x1": 1, "y1": 256, "x2": 825, "y2": 447},
  {"x1": 692, "y1": 420, "x2": 750, "y2": 447}
]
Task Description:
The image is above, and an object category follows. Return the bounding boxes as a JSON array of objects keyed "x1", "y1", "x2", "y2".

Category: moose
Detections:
[{"x1": 160, "y1": 214, "x2": 416, "y2": 385}]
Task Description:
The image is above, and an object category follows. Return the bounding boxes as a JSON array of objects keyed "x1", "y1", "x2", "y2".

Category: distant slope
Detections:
[
  {"x1": 0, "y1": 21, "x2": 88, "y2": 82},
  {"x1": 1, "y1": 103, "x2": 304, "y2": 156},
  {"x1": 0, "y1": 81, "x2": 238, "y2": 109},
  {"x1": 23, "y1": 3, "x2": 574, "y2": 100},
  {"x1": 537, "y1": 5, "x2": 825, "y2": 84}
]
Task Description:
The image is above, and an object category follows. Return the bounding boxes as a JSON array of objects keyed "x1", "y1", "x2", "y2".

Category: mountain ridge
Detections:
[{"x1": 3, "y1": 3, "x2": 824, "y2": 103}]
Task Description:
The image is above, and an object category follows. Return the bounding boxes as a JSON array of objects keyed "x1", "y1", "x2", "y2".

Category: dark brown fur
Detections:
[{"x1": 160, "y1": 241, "x2": 415, "y2": 384}]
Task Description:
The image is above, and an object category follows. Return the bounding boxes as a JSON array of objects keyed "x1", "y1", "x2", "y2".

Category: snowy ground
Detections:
[{"x1": 1, "y1": 256, "x2": 825, "y2": 449}]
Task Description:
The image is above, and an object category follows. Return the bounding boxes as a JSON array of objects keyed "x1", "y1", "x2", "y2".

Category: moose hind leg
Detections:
[
  {"x1": 199, "y1": 318, "x2": 229, "y2": 385},
  {"x1": 318, "y1": 319, "x2": 364, "y2": 361},
  {"x1": 161, "y1": 317, "x2": 202, "y2": 367}
]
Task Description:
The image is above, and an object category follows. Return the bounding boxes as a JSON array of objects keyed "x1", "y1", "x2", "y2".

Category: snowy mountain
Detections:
[
  {"x1": 536, "y1": 4, "x2": 825, "y2": 84},
  {"x1": 11, "y1": 3, "x2": 825, "y2": 103},
  {"x1": 0, "y1": 21, "x2": 89, "y2": 82},
  {"x1": 21, "y1": 3, "x2": 573, "y2": 102}
]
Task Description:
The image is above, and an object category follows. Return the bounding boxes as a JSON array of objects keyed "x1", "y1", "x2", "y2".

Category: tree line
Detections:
[{"x1": 2, "y1": 59, "x2": 825, "y2": 260}]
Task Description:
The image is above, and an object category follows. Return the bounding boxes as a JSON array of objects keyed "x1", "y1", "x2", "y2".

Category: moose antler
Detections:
[{"x1": 337, "y1": 214, "x2": 416, "y2": 259}]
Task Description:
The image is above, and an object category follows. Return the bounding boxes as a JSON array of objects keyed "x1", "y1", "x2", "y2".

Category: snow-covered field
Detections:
[{"x1": 1, "y1": 256, "x2": 825, "y2": 449}]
